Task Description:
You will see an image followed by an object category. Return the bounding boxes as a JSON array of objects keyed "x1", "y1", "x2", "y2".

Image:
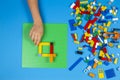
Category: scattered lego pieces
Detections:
[{"x1": 68, "y1": 0, "x2": 120, "y2": 79}]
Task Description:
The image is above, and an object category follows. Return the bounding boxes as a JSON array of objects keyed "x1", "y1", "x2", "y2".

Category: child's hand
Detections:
[{"x1": 30, "y1": 23, "x2": 43, "y2": 46}]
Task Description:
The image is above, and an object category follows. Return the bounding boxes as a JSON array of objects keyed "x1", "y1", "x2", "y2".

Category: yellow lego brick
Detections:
[
  {"x1": 78, "y1": 21, "x2": 82, "y2": 25},
  {"x1": 103, "y1": 23, "x2": 106, "y2": 27},
  {"x1": 101, "y1": 6, "x2": 107, "y2": 11},
  {"x1": 90, "y1": 40, "x2": 94, "y2": 47},
  {"x1": 99, "y1": 50, "x2": 104, "y2": 57},
  {"x1": 93, "y1": 6, "x2": 97, "y2": 10},
  {"x1": 74, "y1": 33, "x2": 78, "y2": 40},
  {"x1": 98, "y1": 61, "x2": 102, "y2": 65},
  {"x1": 107, "y1": 21, "x2": 111, "y2": 27},
  {"x1": 111, "y1": 54, "x2": 115, "y2": 58},
  {"x1": 85, "y1": 32, "x2": 91, "y2": 37},
  {"x1": 99, "y1": 42, "x2": 102, "y2": 46},
  {"x1": 42, "y1": 53, "x2": 56, "y2": 57},
  {"x1": 98, "y1": 26, "x2": 104, "y2": 30},
  {"x1": 76, "y1": 17, "x2": 80, "y2": 20},
  {"x1": 88, "y1": 24, "x2": 92, "y2": 29},
  {"x1": 105, "y1": 53, "x2": 110, "y2": 59},
  {"x1": 98, "y1": 69, "x2": 104, "y2": 79},
  {"x1": 80, "y1": 1, "x2": 88, "y2": 4},
  {"x1": 78, "y1": 47, "x2": 83, "y2": 50},
  {"x1": 38, "y1": 42, "x2": 51, "y2": 54},
  {"x1": 74, "y1": 41, "x2": 80, "y2": 44},
  {"x1": 93, "y1": 27, "x2": 96, "y2": 32},
  {"x1": 104, "y1": 28, "x2": 107, "y2": 32},
  {"x1": 98, "y1": 30, "x2": 101, "y2": 35},
  {"x1": 94, "y1": 23, "x2": 97, "y2": 27},
  {"x1": 114, "y1": 58, "x2": 118, "y2": 64},
  {"x1": 40, "y1": 42, "x2": 50, "y2": 46}
]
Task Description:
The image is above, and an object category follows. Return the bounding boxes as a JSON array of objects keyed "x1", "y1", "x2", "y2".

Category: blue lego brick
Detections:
[
  {"x1": 69, "y1": 57, "x2": 83, "y2": 71},
  {"x1": 69, "y1": 19, "x2": 77, "y2": 31},
  {"x1": 103, "y1": 61, "x2": 110, "y2": 66},
  {"x1": 97, "y1": 19, "x2": 107, "y2": 23},
  {"x1": 105, "y1": 15, "x2": 113, "y2": 19},
  {"x1": 88, "y1": 59, "x2": 94, "y2": 66},
  {"x1": 101, "y1": 9, "x2": 109, "y2": 16},
  {"x1": 90, "y1": 27, "x2": 93, "y2": 34},
  {"x1": 78, "y1": 25, "x2": 84, "y2": 29},
  {"x1": 105, "y1": 68, "x2": 116, "y2": 79}
]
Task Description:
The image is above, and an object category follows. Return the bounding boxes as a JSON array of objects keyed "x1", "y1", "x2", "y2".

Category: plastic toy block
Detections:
[
  {"x1": 69, "y1": 19, "x2": 77, "y2": 31},
  {"x1": 88, "y1": 72, "x2": 95, "y2": 78},
  {"x1": 38, "y1": 42, "x2": 50, "y2": 54},
  {"x1": 99, "y1": 50, "x2": 104, "y2": 57},
  {"x1": 112, "y1": 18, "x2": 118, "y2": 21},
  {"x1": 105, "y1": 15, "x2": 113, "y2": 19},
  {"x1": 70, "y1": 3, "x2": 78, "y2": 10},
  {"x1": 114, "y1": 58, "x2": 118, "y2": 64},
  {"x1": 94, "y1": 8, "x2": 101, "y2": 16},
  {"x1": 106, "y1": 21, "x2": 111, "y2": 27},
  {"x1": 103, "y1": 61, "x2": 110, "y2": 66},
  {"x1": 117, "y1": 44, "x2": 120, "y2": 48},
  {"x1": 105, "y1": 53, "x2": 111, "y2": 59},
  {"x1": 104, "y1": 28, "x2": 108, "y2": 32},
  {"x1": 93, "y1": 62, "x2": 98, "y2": 68},
  {"x1": 105, "y1": 68, "x2": 116, "y2": 79},
  {"x1": 80, "y1": 0, "x2": 88, "y2": 4},
  {"x1": 71, "y1": 33, "x2": 77, "y2": 41},
  {"x1": 75, "y1": 0, "x2": 80, "y2": 7},
  {"x1": 98, "y1": 69, "x2": 104, "y2": 79},
  {"x1": 69, "y1": 57, "x2": 83, "y2": 71},
  {"x1": 78, "y1": 47, "x2": 83, "y2": 50},
  {"x1": 50, "y1": 43, "x2": 54, "y2": 53},
  {"x1": 108, "y1": 42, "x2": 114, "y2": 47},
  {"x1": 76, "y1": 51, "x2": 83, "y2": 55},
  {"x1": 88, "y1": 60, "x2": 94, "y2": 66},
  {"x1": 98, "y1": 61, "x2": 102, "y2": 65},
  {"x1": 74, "y1": 41, "x2": 80, "y2": 44},
  {"x1": 101, "y1": 6, "x2": 107, "y2": 11},
  {"x1": 42, "y1": 54, "x2": 56, "y2": 57},
  {"x1": 111, "y1": 54, "x2": 115, "y2": 58}
]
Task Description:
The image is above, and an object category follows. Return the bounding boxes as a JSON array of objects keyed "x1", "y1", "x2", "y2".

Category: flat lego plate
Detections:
[{"x1": 22, "y1": 23, "x2": 68, "y2": 68}]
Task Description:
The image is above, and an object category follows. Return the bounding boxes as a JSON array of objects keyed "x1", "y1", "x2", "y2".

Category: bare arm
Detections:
[{"x1": 28, "y1": 0, "x2": 43, "y2": 45}]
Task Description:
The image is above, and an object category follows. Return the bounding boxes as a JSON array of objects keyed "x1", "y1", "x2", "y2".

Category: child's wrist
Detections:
[{"x1": 34, "y1": 20, "x2": 43, "y2": 27}]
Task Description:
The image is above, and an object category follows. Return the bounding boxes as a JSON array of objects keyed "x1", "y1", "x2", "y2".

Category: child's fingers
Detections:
[
  {"x1": 31, "y1": 32, "x2": 35, "y2": 42},
  {"x1": 29, "y1": 28, "x2": 33, "y2": 37},
  {"x1": 36, "y1": 34, "x2": 40, "y2": 46},
  {"x1": 34, "y1": 34, "x2": 38, "y2": 45}
]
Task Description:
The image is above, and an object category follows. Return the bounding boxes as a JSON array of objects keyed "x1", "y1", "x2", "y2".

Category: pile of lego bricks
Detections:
[{"x1": 68, "y1": 0, "x2": 120, "y2": 79}]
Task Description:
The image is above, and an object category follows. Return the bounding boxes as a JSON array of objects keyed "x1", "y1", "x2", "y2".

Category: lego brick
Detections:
[
  {"x1": 103, "y1": 61, "x2": 110, "y2": 66},
  {"x1": 69, "y1": 19, "x2": 77, "y2": 31},
  {"x1": 69, "y1": 57, "x2": 83, "y2": 71},
  {"x1": 76, "y1": 51, "x2": 83, "y2": 55},
  {"x1": 114, "y1": 58, "x2": 118, "y2": 64},
  {"x1": 88, "y1": 72, "x2": 95, "y2": 78},
  {"x1": 105, "y1": 68, "x2": 116, "y2": 79},
  {"x1": 98, "y1": 69, "x2": 104, "y2": 79},
  {"x1": 42, "y1": 54, "x2": 56, "y2": 57},
  {"x1": 93, "y1": 62, "x2": 98, "y2": 68}
]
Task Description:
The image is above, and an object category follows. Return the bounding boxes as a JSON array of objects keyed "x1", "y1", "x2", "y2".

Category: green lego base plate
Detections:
[{"x1": 22, "y1": 23, "x2": 68, "y2": 68}]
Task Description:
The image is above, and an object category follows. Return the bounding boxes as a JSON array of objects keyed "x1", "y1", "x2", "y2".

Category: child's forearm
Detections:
[{"x1": 28, "y1": 0, "x2": 42, "y2": 25}]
